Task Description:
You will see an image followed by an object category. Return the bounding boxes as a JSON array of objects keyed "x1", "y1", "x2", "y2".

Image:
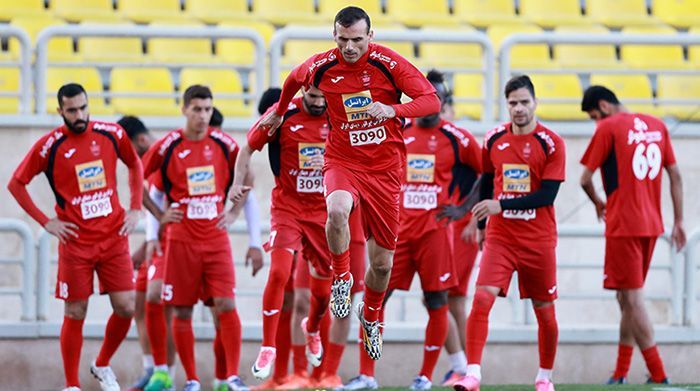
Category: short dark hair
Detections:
[
  {"x1": 258, "y1": 87, "x2": 282, "y2": 115},
  {"x1": 334, "y1": 6, "x2": 371, "y2": 33},
  {"x1": 182, "y1": 84, "x2": 213, "y2": 107},
  {"x1": 57, "y1": 83, "x2": 87, "y2": 108},
  {"x1": 426, "y1": 69, "x2": 453, "y2": 105},
  {"x1": 117, "y1": 116, "x2": 148, "y2": 140},
  {"x1": 210, "y1": 107, "x2": 223, "y2": 127},
  {"x1": 581, "y1": 85, "x2": 620, "y2": 112},
  {"x1": 504, "y1": 75, "x2": 535, "y2": 99}
]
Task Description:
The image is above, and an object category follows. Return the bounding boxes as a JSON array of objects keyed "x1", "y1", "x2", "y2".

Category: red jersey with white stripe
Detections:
[
  {"x1": 483, "y1": 122, "x2": 566, "y2": 248},
  {"x1": 248, "y1": 97, "x2": 329, "y2": 214},
  {"x1": 276, "y1": 43, "x2": 438, "y2": 173},
  {"x1": 399, "y1": 119, "x2": 481, "y2": 238},
  {"x1": 142, "y1": 127, "x2": 238, "y2": 243},
  {"x1": 12, "y1": 121, "x2": 140, "y2": 243},
  {"x1": 580, "y1": 112, "x2": 675, "y2": 237}
]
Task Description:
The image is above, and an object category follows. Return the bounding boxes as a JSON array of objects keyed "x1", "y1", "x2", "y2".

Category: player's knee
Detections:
[
  {"x1": 269, "y1": 264, "x2": 291, "y2": 285},
  {"x1": 64, "y1": 301, "x2": 88, "y2": 320},
  {"x1": 424, "y1": 290, "x2": 448, "y2": 310},
  {"x1": 293, "y1": 297, "x2": 310, "y2": 316},
  {"x1": 174, "y1": 306, "x2": 193, "y2": 319},
  {"x1": 370, "y1": 257, "x2": 392, "y2": 278},
  {"x1": 327, "y1": 207, "x2": 350, "y2": 229},
  {"x1": 113, "y1": 301, "x2": 135, "y2": 318},
  {"x1": 214, "y1": 298, "x2": 236, "y2": 313},
  {"x1": 472, "y1": 288, "x2": 496, "y2": 310}
]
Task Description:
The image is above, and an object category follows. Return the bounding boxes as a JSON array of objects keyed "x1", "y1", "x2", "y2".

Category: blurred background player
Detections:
[
  {"x1": 7, "y1": 83, "x2": 144, "y2": 391},
  {"x1": 579, "y1": 86, "x2": 685, "y2": 385},
  {"x1": 453, "y1": 75, "x2": 565, "y2": 391}
]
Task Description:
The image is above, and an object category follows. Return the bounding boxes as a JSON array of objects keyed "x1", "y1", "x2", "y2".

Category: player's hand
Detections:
[
  {"x1": 159, "y1": 206, "x2": 184, "y2": 225},
  {"x1": 476, "y1": 229, "x2": 486, "y2": 251},
  {"x1": 258, "y1": 111, "x2": 283, "y2": 136},
  {"x1": 145, "y1": 239, "x2": 163, "y2": 264},
  {"x1": 437, "y1": 203, "x2": 469, "y2": 223},
  {"x1": 246, "y1": 247, "x2": 264, "y2": 277},
  {"x1": 119, "y1": 209, "x2": 142, "y2": 236},
  {"x1": 216, "y1": 210, "x2": 237, "y2": 230},
  {"x1": 471, "y1": 200, "x2": 502, "y2": 221},
  {"x1": 229, "y1": 184, "x2": 252, "y2": 204},
  {"x1": 672, "y1": 221, "x2": 687, "y2": 251},
  {"x1": 45, "y1": 218, "x2": 80, "y2": 243},
  {"x1": 462, "y1": 218, "x2": 478, "y2": 244},
  {"x1": 594, "y1": 199, "x2": 606, "y2": 222},
  {"x1": 366, "y1": 102, "x2": 396, "y2": 120}
]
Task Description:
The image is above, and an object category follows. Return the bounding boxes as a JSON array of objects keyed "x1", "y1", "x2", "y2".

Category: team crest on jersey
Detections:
[
  {"x1": 342, "y1": 91, "x2": 373, "y2": 121},
  {"x1": 503, "y1": 164, "x2": 530, "y2": 192},
  {"x1": 298, "y1": 143, "x2": 325, "y2": 169},
  {"x1": 186, "y1": 165, "x2": 216, "y2": 195},
  {"x1": 90, "y1": 140, "x2": 101, "y2": 156},
  {"x1": 75, "y1": 160, "x2": 106, "y2": 192},
  {"x1": 204, "y1": 145, "x2": 214, "y2": 161},
  {"x1": 407, "y1": 154, "x2": 435, "y2": 183}
]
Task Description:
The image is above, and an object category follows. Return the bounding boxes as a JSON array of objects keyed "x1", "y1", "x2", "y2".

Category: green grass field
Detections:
[{"x1": 372, "y1": 386, "x2": 700, "y2": 391}]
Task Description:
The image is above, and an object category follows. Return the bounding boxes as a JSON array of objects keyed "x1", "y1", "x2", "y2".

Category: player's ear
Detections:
[
  {"x1": 181, "y1": 103, "x2": 187, "y2": 116},
  {"x1": 368, "y1": 29, "x2": 374, "y2": 41}
]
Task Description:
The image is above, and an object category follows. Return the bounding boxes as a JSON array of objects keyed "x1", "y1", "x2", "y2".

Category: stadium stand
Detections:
[
  {"x1": 519, "y1": 0, "x2": 591, "y2": 28},
  {"x1": 657, "y1": 74, "x2": 700, "y2": 121},
  {"x1": 652, "y1": 0, "x2": 700, "y2": 28},
  {"x1": 418, "y1": 24, "x2": 483, "y2": 69},
  {"x1": 78, "y1": 23, "x2": 144, "y2": 64},
  {"x1": 251, "y1": 0, "x2": 318, "y2": 26},
  {"x1": 527, "y1": 73, "x2": 587, "y2": 120},
  {"x1": 488, "y1": 23, "x2": 554, "y2": 69},
  {"x1": 384, "y1": 0, "x2": 458, "y2": 27},
  {"x1": 109, "y1": 67, "x2": 180, "y2": 116},
  {"x1": 452, "y1": 73, "x2": 485, "y2": 120},
  {"x1": 215, "y1": 20, "x2": 274, "y2": 65},
  {"x1": 9, "y1": 16, "x2": 78, "y2": 62},
  {"x1": 586, "y1": 0, "x2": 660, "y2": 27},
  {"x1": 118, "y1": 0, "x2": 192, "y2": 23},
  {"x1": 0, "y1": 0, "x2": 47, "y2": 20},
  {"x1": 452, "y1": 0, "x2": 521, "y2": 28},
  {"x1": 46, "y1": 66, "x2": 112, "y2": 115},
  {"x1": 187, "y1": 0, "x2": 253, "y2": 24},
  {"x1": 589, "y1": 73, "x2": 658, "y2": 116},
  {"x1": 620, "y1": 25, "x2": 688, "y2": 69},
  {"x1": 50, "y1": 0, "x2": 120, "y2": 23},
  {"x1": 553, "y1": 24, "x2": 620, "y2": 69},
  {"x1": 689, "y1": 26, "x2": 700, "y2": 67},
  {"x1": 318, "y1": 0, "x2": 394, "y2": 24},
  {"x1": 179, "y1": 67, "x2": 250, "y2": 117},
  {"x1": 146, "y1": 21, "x2": 215, "y2": 64},
  {"x1": 0, "y1": 66, "x2": 20, "y2": 113}
]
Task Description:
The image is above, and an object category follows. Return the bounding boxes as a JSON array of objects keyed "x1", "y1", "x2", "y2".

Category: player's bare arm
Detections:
[
  {"x1": 666, "y1": 163, "x2": 686, "y2": 250},
  {"x1": 580, "y1": 167, "x2": 606, "y2": 221},
  {"x1": 142, "y1": 185, "x2": 163, "y2": 221},
  {"x1": 229, "y1": 144, "x2": 254, "y2": 204},
  {"x1": 257, "y1": 108, "x2": 283, "y2": 135}
]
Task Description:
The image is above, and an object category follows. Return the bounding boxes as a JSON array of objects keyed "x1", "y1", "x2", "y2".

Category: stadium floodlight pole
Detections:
[
  {"x1": 498, "y1": 32, "x2": 700, "y2": 121},
  {"x1": 268, "y1": 26, "x2": 496, "y2": 121},
  {"x1": 0, "y1": 219, "x2": 35, "y2": 321},
  {"x1": 34, "y1": 24, "x2": 266, "y2": 115},
  {"x1": 0, "y1": 26, "x2": 31, "y2": 114}
]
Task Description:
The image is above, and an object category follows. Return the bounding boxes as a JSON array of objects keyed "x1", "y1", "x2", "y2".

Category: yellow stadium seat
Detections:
[
  {"x1": 216, "y1": 21, "x2": 275, "y2": 65},
  {"x1": 488, "y1": 23, "x2": 554, "y2": 69},
  {"x1": 589, "y1": 74, "x2": 658, "y2": 116},
  {"x1": 0, "y1": 67, "x2": 20, "y2": 113},
  {"x1": 78, "y1": 21, "x2": 143, "y2": 63},
  {"x1": 453, "y1": 0, "x2": 520, "y2": 28},
  {"x1": 283, "y1": 40, "x2": 334, "y2": 66},
  {"x1": 657, "y1": 75, "x2": 700, "y2": 120},
  {"x1": 620, "y1": 25, "x2": 687, "y2": 70},
  {"x1": 180, "y1": 68, "x2": 250, "y2": 117},
  {"x1": 687, "y1": 26, "x2": 700, "y2": 67},
  {"x1": 418, "y1": 25, "x2": 482, "y2": 68},
  {"x1": 0, "y1": 0, "x2": 46, "y2": 20},
  {"x1": 653, "y1": 0, "x2": 700, "y2": 28},
  {"x1": 453, "y1": 73, "x2": 485, "y2": 120},
  {"x1": 553, "y1": 25, "x2": 620, "y2": 69},
  {"x1": 110, "y1": 67, "x2": 180, "y2": 116},
  {"x1": 252, "y1": 0, "x2": 318, "y2": 26},
  {"x1": 187, "y1": 0, "x2": 253, "y2": 23},
  {"x1": 9, "y1": 17, "x2": 79, "y2": 62},
  {"x1": 51, "y1": 0, "x2": 118, "y2": 23},
  {"x1": 46, "y1": 67, "x2": 112, "y2": 114},
  {"x1": 147, "y1": 21, "x2": 214, "y2": 64},
  {"x1": 118, "y1": 0, "x2": 191, "y2": 23},
  {"x1": 318, "y1": 0, "x2": 394, "y2": 24},
  {"x1": 586, "y1": 0, "x2": 659, "y2": 28},
  {"x1": 528, "y1": 74, "x2": 586, "y2": 120},
  {"x1": 520, "y1": 0, "x2": 591, "y2": 28},
  {"x1": 385, "y1": 0, "x2": 458, "y2": 27}
]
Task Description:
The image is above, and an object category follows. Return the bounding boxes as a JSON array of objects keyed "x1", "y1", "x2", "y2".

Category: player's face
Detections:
[
  {"x1": 334, "y1": 19, "x2": 373, "y2": 63},
  {"x1": 507, "y1": 87, "x2": 537, "y2": 128},
  {"x1": 585, "y1": 101, "x2": 613, "y2": 123},
  {"x1": 302, "y1": 85, "x2": 327, "y2": 116},
  {"x1": 182, "y1": 98, "x2": 213, "y2": 134},
  {"x1": 135, "y1": 133, "x2": 154, "y2": 157},
  {"x1": 58, "y1": 93, "x2": 90, "y2": 134}
]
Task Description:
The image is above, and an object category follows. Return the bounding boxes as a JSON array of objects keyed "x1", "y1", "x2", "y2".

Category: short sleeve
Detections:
[
  {"x1": 13, "y1": 136, "x2": 50, "y2": 185},
  {"x1": 459, "y1": 130, "x2": 482, "y2": 173},
  {"x1": 247, "y1": 104, "x2": 279, "y2": 151},
  {"x1": 662, "y1": 125, "x2": 677, "y2": 167},
  {"x1": 542, "y1": 134, "x2": 566, "y2": 181},
  {"x1": 580, "y1": 123, "x2": 613, "y2": 171},
  {"x1": 142, "y1": 138, "x2": 165, "y2": 179}
]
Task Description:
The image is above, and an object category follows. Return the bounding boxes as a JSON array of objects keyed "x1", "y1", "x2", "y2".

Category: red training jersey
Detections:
[
  {"x1": 399, "y1": 119, "x2": 481, "y2": 238},
  {"x1": 12, "y1": 121, "x2": 141, "y2": 243},
  {"x1": 142, "y1": 127, "x2": 238, "y2": 243},
  {"x1": 249, "y1": 97, "x2": 329, "y2": 214},
  {"x1": 580, "y1": 112, "x2": 675, "y2": 237},
  {"x1": 276, "y1": 42, "x2": 439, "y2": 173},
  {"x1": 483, "y1": 122, "x2": 566, "y2": 248}
]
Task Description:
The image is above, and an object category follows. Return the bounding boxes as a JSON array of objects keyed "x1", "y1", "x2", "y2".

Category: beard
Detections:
[
  {"x1": 63, "y1": 115, "x2": 89, "y2": 134},
  {"x1": 416, "y1": 113, "x2": 440, "y2": 129}
]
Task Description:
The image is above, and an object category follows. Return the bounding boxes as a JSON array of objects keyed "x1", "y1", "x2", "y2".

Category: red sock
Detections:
[
  {"x1": 273, "y1": 308, "x2": 293, "y2": 380},
  {"x1": 362, "y1": 286, "x2": 385, "y2": 323},
  {"x1": 219, "y1": 309, "x2": 242, "y2": 377},
  {"x1": 307, "y1": 277, "x2": 332, "y2": 332},
  {"x1": 613, "y1": 344, "x2": 634, "y2": 379},
  {"x1": 324, "y1": 342, "x2": 345, "y2": 376},
  {"x1": 95, "y1": 313, "x2": 132, "y2": 366},
  {"x1": 642, "y1": 345, "x2": 667, "y2": 382},
  {"x1": 292, "y1": 344, "x2": 307, "y2": 375},
  {"x1": 534, "y1": 305, "x2": 558, "y2": 370},
  {"x1": 61, "y1": 316, "x2": 84, "y2": 387},
  {"x1": 173, "y1": 317, "x2": 198, "y2": 381},
  {"x1": 466, "y1": 289, "x2": 496, "y2": 364},
  {"x1": 359, "y1": 308, "x2": 383, "y2": 376},
  {"x1": 263, "y1": 250, "x2": 295, "y2": 346},
  {"x1": 213, "y1": 330, "x2": 227, "y2": 380},
  {"x1": 420, "y1": 305, "x2": 449, "y2": 380},
  {"x1": 312, "y1": 311, "x2": 331, "y2": 379},
  {"x1": 332, "y1": 250, "x2": 351, "y2": 279},
  {"x1": 146, "y1": 302, "x2": 168, "y2": 366}
]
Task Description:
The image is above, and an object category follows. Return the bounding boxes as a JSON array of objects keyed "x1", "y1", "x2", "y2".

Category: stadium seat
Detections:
[
  {"x1": 519, "y1": 0, "x2": 591, "y2": 28},
  {"x1": 283, "y1": 39, "x2": 335, "y2": 66},
  {"x1": 118, "y1": 0, "x2": 191, "y2": 23},
  {"x1": 0, "y1": 0, "x2": 47, "y2": 20},
  {"x1": 418, "y1": 25, "x2": 483, "y2": 68},
  {"x1": 180, "y1": 68, "x2": 250, "y2": 117},
  {"x1": 586, "y1": 0, "x2": 659, "y2": 27},
  {"x1": 453, "y1": 0, "x2": 521, "y2": 28},
  {"x1": 187, "y1": 0, "x2": 253, "y2": 24},
  {"x1": 528, "y1": 74, "x2": 586, "y2": 120},
  {"x1": 589, "y1": 74, "x2": 658, "y2": 116},
  {"x1": 9, "y1": 17, "x2": 79, "y2": 62},
  {"x1": 318, "y1": 0, "x2": 394, "y2": 24},
  {"x1": 385, "y1": 0, "x2": 458, "y2": 27},
  {"x1": 216, "y1": 21, "x2": 275, "y2": 65},
  {"x1": 487, "y1": 23, "x2": 554, "y2": 69},
  {"x1": 147, "y1": 21, "x2": 215, "y2": 64},
  {"x1": 657, "y1": 75, "x2": 700, "y2": 121},
  {"x1": 0, "y1": 67, "x2": 20, "y2": 113},
  {"x1": 652, "y1": 0, "x2": 700, "y2": 28},
  {"x1": 46, "y1": 67, "x2": 112, "y2": 114},
  {"x1": 110, "y1": 67, "x2": 180, "y2": 116},
  {"x1": 452, "y1": 73, "x2": 485, "y2": 120},
  {"x1": 78, "y1": 20, "x2": 143, "y2": 64},
  {"x1": 553, "y1": 25, "x2": 620, "y2": 69},
  {"x1": 687, "y1": 26, "x2": 700, "y2": 67},
  {"x1": 252, "y1": 0, "x2": 318, "y2": 26},
  {"x1": 51, "y1": 0, "x2": 119, "y2": 23},
  {"x1": 620, "y1": 25, "x2": 687, "y2": 70}
]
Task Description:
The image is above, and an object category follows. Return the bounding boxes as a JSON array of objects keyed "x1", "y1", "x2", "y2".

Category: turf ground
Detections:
[{"x1": 375, "y1": 386, "x2": 700, "y2": 391}]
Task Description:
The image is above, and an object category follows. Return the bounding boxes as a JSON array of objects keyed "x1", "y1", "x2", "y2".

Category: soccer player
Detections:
[
  {"x1": 579, "y1": 86, "x2": 685, "y2": 385},
  {"x1": 453, "y1": 75, "x2": 565, "y2": 391},
  {"x1": 247, "y1": 5, "x2": 440, "y2": 361},
  {"x1": 141, "y1": 85, "x2": 247, "y2": 391},
  {"x1": 7, "y1": 83, "x2": 144, "y2": 391}
]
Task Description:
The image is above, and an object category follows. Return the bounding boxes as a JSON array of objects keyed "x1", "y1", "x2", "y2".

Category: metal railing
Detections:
[
  {"x1": 683, "y1": 229, "x2": 700, "y2": 326},
  {"x1": 0, "y1": 219, "x2": 36, "y2": 321},
  {"x1": 268, "y1": 26, "x2": 496, "y2": 121},
  {"x1": 0, "y1": 25, "x2": 32, "y2": 114}
]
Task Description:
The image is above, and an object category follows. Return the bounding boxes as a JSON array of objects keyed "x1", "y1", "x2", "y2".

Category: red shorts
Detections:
[
  {"x1": 390, "y1": 227, "x2": 457, "y2": 292},
  {"x1": 324, "y1": 164, "x2": 401, "y2": 250},
  {"x1": 450, "y1": 217, "x2": 479, "y2": 297},
  {"x1": 476, "y1": 239, "x2": 557, "y2": 302},
  {"x1": 162, "y1": 239, "x2": 235, "y2": 306},
  {"x1": 604, "y1": 236, "x2": 657, "y2": 290},
  {"x1": 135, "y1": 240, "x2": 168, "y2": 292},
  {"x1": 56, "y1": 236, "x2": 134, "y2": 301},
  {"x1": 135, "y1": 261, "x2": 148, "y2": 292}
]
